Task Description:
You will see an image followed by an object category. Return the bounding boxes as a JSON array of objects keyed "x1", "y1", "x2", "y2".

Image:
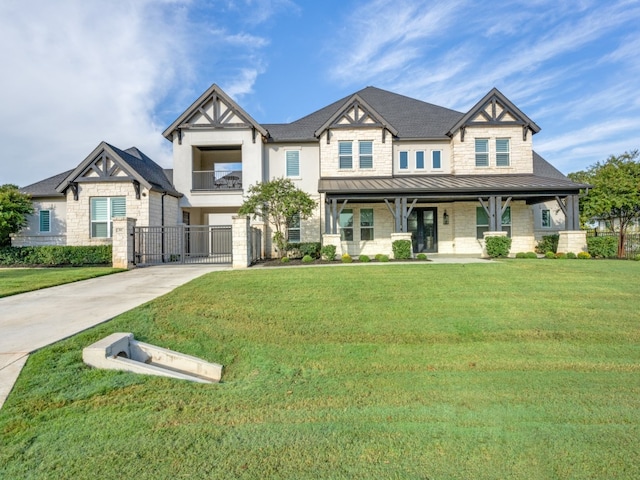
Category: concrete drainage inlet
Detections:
[{"x1": 83, "y1": 333, "x2": 222, "y2": 383}]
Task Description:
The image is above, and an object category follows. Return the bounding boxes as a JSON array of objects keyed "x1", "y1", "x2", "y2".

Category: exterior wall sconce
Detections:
[{"x1": 443, "y1": 210, "x2": 449, "y2": 225}]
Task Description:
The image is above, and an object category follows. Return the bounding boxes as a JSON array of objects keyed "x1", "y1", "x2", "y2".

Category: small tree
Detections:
[
  {"x1": 238, "y1": 178, "x2": 316, "y2": 257},
  {"x1": 0, "y1": 184, "x2": 34, "y2": 246},
  {"x1": 569, "y1": 151, "x2": 640, "y2": 258}
]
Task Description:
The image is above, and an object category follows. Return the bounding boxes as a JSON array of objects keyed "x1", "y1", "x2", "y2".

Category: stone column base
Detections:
[
  {"x1": 322, "y1": 234, "x2": 341, "y2": 259},
  {"x1": 557, "y1": 230, "x2": 587, "y2": 254},
  {"x1": 232, "y1": 215, "x2": 250, "y2": 269},
  {"x1": 390, "y1": 232, "x2": 413, "y2": 259},
  {"x1": 482, "y1": 231, "x2": 508, "y2": 258}
]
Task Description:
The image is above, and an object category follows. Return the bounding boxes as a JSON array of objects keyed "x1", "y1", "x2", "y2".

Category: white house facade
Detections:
[{"x1": 14, "y1": 84, "x2": 588, "y2": 258}]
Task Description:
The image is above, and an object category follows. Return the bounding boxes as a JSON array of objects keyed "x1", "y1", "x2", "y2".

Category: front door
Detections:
[{"x1": 407, "y1": 208, "x2": 437, "y2": 253}]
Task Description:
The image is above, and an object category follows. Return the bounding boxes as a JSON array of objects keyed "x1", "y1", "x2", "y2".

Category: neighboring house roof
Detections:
[
  {"x1": 20, "y1": 169, "x2": 73, "y2": 198},
  {"x1": 55, "y1": 141, "x2": 181, "y2": 197},
  {"x1": 264, "y1": 86, "x2": 464, "y2": 142},
  {"x1": 162, "y1": 83, "x2": 268, "y2": 141}
]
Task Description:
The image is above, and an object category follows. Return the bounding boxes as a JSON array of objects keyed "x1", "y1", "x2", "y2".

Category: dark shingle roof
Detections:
[
  {"x1": 116, "y1": 146, "x2": 180, "y2": 196},
  {"x1": 20, "y1": 170, "x2": 73, "y2": 197},
  {"x1": 264, "y1": 86, "x2": 464, "y2": 142}
]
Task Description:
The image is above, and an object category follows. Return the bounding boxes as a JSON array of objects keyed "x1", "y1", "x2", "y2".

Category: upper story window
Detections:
[
  {"x1": 416, "y1": 151, "x2": 425, "y2": 169},
  {"x1": 286, "y1": 150, "x2": 300, "y2": 177},
  {"x1": 339, "y1": 208, "x2": 353, "y2": 241},
  {"x1": 359, "y1": 141, "x2": 373, "y2": 169},
  {"x1": 39, "y1": 210, "x2": 51, "y2": 233},
  {"x1": 496, "y1": 138, "x2": 510, "y2": 167},
  {"x1": 339, "y1": 142, "x2": 353, "y2": 169},
  {"x1": 475, "y1": 139, "x2": 489, "y2": 167},
  {"x1": 91, "y1": 197, "x2": 126, "y2": 238},
  {"x1": 432, "y1": 150, "x2": 442, "y2": 169},
  {"x1": 287, "y1": 213, "x2": 301, "y2": 242},
  {"x1": 399, "y1": 151, "x2": 408, "y2": 170}
]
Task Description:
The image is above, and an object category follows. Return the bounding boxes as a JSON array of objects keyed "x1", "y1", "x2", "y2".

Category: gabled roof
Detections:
[
  {"x1": 264, "y1": 86, "x2": 464, "y2": 142},
  {"x1": 447, "y1": 87, "x2": 541, "y2": 137},
  {"x1": 20, "y1": 169, "x2": 73, "y2": 198},
  {"x1": 162, "y1": 84, "x2": 268, "y2": 141},
  {"x1": 56, "y1": 141, "x2": 181, "y2": 197}
]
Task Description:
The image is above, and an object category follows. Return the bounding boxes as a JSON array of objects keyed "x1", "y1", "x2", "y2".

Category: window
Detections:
[
  {"x1": 399, "y1": 151, "x2": 408, "y2": 170},
  {"x1": 39, "y1": 210, "x2": 51, "y2": 233},
  {"x1": 91, "y1": 197, "x2": 126, "y2": 238},
  {"x1": 476, "y1": 206, "x2": 511, "y2": 239},
  {"x1": 432, "y1": 150, "x2": 442, "y2": 169},
  {"x1": 339, "y1": 208, "x2": 353, "y2": 241},
  {"x1": 416, "y1": 151, "x2": 425, "y2": 169},
  {"x1": 496, "y1": 138, "x2": 510, "y2": 167},
  {"x1": 359, "y1": 141, "x2": 373, "y2": 169},
  {"x1": 339, "y1": 142, "x2": 353, "y2": 169},
  {"x1": 475, "y1": 139, "x2": 489, "y2": 167},
  {"x1": 286, "y1": 150, "x2": 300, "y2": 177},
  {"x1": 287, "y1": 213, "x2": 301, "y2": 242},
  {"x1": 542, "y1": 209, "x2": 551, "y2": 228},
  {"x1": 360, "y1": 208, "x2": 374, "y2": 240}
]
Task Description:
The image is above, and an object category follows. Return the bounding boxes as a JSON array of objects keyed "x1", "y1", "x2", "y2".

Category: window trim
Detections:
[
  {"x1": 287, "y1": 213, "x2": 301, "y2": 242},
  {"x1": 476, "y1": 206, "x2": 511, "y2": 239},
  {"x1": 416, "y1": 151, "x2": 425, "y2": 169},
  {"x1": 399, "y1": 151, "x2": 408, "y2": 170},
  {"x1": 339, "y1": 208, "x2": 354, "y2": 241},
  {"x1": 285, "y1": 150, "x2": 300, "y2": 178},
  {"x1": 360, "y1": 208, "x2": 374, "y2": 241},
  {"x1": 358, "y1": 140, "x2": 373, "y2": 169},
  {"x1": 475, "y1": 139, "x2": 489, "y2": 167},
  {"x1": 432, "y1": 150, "x2": 442, "y2": 170},
  {"x1": 39, "y1": 210, "x2": 51, "y2": 233},
  {"x1": 91, "y1": 196, "x2": 126, "y2": 238},
  {"x1": 496, "y1": 138, "x2": 510, "y2": 167},
  {"x1": 339, "y1": 141, "x2": 353, "y2": 170},
  {"x1": 541, "y1": 209, "x2": 551, "y2": 228}
]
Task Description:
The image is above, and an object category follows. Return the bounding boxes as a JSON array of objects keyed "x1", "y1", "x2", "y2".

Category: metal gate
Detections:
[{"x1": 134, "y1": 225, "x2": 232, "y2": 265}]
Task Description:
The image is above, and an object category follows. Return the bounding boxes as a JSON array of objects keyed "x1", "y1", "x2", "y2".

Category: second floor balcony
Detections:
[{"x1": 192, "y1": 170, "x2": 242, "y2": 191}]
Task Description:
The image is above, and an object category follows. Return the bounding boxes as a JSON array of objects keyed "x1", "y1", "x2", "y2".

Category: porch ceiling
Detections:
[{"x1": 318, "y1": 174, "x2": 586, "y2": 202}]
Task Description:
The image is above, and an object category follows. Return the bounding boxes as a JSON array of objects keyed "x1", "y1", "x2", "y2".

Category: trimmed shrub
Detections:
[
  {"x1": 299, "y1": 242, "x2": 321, "y2": 259},
  {"x1": 378, "y1": 254, "x2": 389, "y2": 262},
  {"x1": 545, "y1": 251, "x2": 556, "y2": 259},
  {"x1": 633, "y1": 253, "x2": 640, "y2": 261},
  {"x1": 577, "y1": 251, "x2": 591, "y2": 259},
  {"x1": 374, "y1": 253, "x2": 384, "y2": 261},
  {"x1": 555, "y1": 252, "x2": 567, "y2": 259},
  {"x1": 301, "y1": 255, "x2": 313, "y2": 263},
  {"x1": 416, "y1": 253, "x2": 428, "y2": 261},
  {"x1": 341, "y1": 253, "x2": 352, "y2": 263},
  {"x1": 485, "y1": 236, "x2": 512, "y2": 258},
  {"x1": 587, "y1": 236, "x2": 618, "y2": 258},
  {"x1": 358, "y1": 255, "x2": 370, "y2": 263},
  {"x1": 281, "y1": 256, "x2": 290, "y2": 263},
  {"x1": 566, "y1": 252, "x2": 577, "y2": 259},
  {"x1": 525, "y1": 252, "x2": 538, "y2": 259},
  {"x1": 515, "y1": 252, "x2": 527, "y2": 258},
  {"x1": 392, "y1": 240, "x2": 412, "y2": 260},
  {"x1": 535, "y1": 234, "x2": 559, "y2": 254},
  {"x1": 320, "y1": 244, "x2": 337, "y2": 261},
  {"x1": 0, "y1": 245, "x2": 112, "y2": 266}
]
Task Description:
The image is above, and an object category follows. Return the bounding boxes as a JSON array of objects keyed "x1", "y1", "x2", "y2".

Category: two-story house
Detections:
[{"x1": 14, "y1": 83, "x2": 587, "y2": 259}]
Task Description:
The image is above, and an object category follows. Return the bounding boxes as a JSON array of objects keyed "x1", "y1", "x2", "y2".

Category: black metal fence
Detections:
[
  {"x1": 249, "y1": 226, "x2": 262, "y2": 264},
  {"x1": 586, "y1": 230, "x2": 640, "y2": 259},
  {"x1": 134, "y1": 225, "x2": 232, "y2": 265}
]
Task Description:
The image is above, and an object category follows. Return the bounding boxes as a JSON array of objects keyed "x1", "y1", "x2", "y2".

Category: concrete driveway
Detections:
[{"x1": 0, "y1": 264, "x2": 229, "y2": 408}]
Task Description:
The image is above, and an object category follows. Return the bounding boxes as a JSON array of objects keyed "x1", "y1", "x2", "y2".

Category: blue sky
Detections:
[{"x1": 2, "y1": 0, "x2": 639, "y2": 187}]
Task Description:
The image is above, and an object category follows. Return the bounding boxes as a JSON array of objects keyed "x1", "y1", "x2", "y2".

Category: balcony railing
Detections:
[{"x1": 192, "y1": 170, "x2": 242, "y2": 191}]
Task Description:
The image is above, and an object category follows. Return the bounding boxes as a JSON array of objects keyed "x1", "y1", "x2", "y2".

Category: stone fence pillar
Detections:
[
  {"x1": 232, "y1": 215, "x2": 251, "y2": 269},
  {"x1": 322, "y1": 234, "x2": 342, "y2": 259},
  {"x1": 112, "y1": 217, "x2": 136, "y2": 269},
  {"x1": 557, "y1": 230, "x2": 587, "y2": 253}
]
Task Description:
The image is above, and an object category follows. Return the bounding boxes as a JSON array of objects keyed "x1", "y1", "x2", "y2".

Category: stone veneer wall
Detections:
[{"x1": 319, "y1": 128, "x2": 392, "y2": 177}]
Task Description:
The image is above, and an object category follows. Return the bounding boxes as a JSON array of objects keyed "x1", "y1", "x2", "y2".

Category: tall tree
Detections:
[
  {"x1": 568, "y1": 151, "x2": 640, "y2": 258},
  {"x1": 0, "y1": 184, "x2": 34, "y2": 246},
  {"x1": 238, "y1": 178, "x2": 317, "y2": 257}
]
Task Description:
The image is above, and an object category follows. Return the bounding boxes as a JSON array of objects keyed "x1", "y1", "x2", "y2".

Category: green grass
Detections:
[
  {"x1": 1, "y1": 261, "x2": 639, "y2": 479},
  {"x1": 0, "y1": 267, "x2": 124, "y2": 297}
]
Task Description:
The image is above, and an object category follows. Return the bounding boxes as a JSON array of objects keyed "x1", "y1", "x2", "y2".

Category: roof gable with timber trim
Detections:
[
  {"x1": 162, "y1": 84, "x2": 268, "y2": 142},
  {"x1": 448, "y1": 88, "x2": 541, "y2": 141},
  {"x1": 313, "y1": 93, "x2": 399, "y2": 139},
  {"x1": 55, "y1": 142, "x2": 180, "y2": 197}
]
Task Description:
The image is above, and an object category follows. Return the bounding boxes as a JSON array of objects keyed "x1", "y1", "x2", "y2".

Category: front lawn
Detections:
[
  {"x1": 0, "y1": 267, "x2": 124, "y2": 297},
  {"x1": 1, "y1": 261, "x2": 639, "y2": 479}
]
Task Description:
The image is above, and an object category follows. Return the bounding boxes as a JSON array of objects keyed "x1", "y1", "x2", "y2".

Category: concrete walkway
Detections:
[{"x1": 0, "y1": 264, "x2": 229, "y2": 409}]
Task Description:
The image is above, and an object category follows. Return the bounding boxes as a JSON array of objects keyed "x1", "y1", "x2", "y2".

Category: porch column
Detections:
[
  {"x1": 401, "y1": 197, "x2": 408, "y2": 232},
  {"x1": 331, "y1": 199, "x2": 338, "y2": 234},
  {"x1": 324, "y1": 200, "x2": 330, "y2": 234},
  {"x1": 395, "y1": 198, "x2": 401, "y2": 233}
]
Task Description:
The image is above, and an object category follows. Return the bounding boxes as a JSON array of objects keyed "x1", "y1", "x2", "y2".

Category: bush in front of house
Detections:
[
  {"x1": 281, "y1": 256, "x2": 290, "y2": 263},
  {"x1": 633, "y1": 253, "x2": 640, "y2": 261},
  {"x1": 555, "y1": 252, "x2": 567, "y2": 259},
  {"x1": 0, "y1": 245, "x2": 112, "y2": 266},
  {"x1": 359, "y1": 255, "x2": 370, "y2": 263},
  {"x1": 566, "y1": 252, "x2": 577, "y2": 259},
  {"x1": 587, "y1": 236, "x2": 618, "y2": 258},
  {"x1": 525, "y1": 252, "x2": 538, "y2": 259},
  {"x1": 392, "y1": 240, "x2": 412, "y2": 260},
  {"x1": 302, "y1": 255, "x2": 313, "y2": 263},
  {"x1": 341, "y1": 253, "x2": 352, "y2": 263},
  {"x1": 576, "y1": 251, "x2": 591, "y2": 259},
  {"x1": 485, "y1": 236, "x2": 512, "y2": 258},
  {"x1": 320, "y1": 244, "x2": 337, "y2": 261},
  {"x1": 374, "y1": 253, "x2": 384, "y2": 261},
  {"x1": 299, "y1": 242, "x2": 321, "y2": 259},
  {"x1": 378, "y1": 254, "x2": 389, "y2": 262},
  {"x1": 545, "y1": 251, "x2": 556, "y2": 259},
  {"x1": 535, "y1": 234, "x2": 559, "y2": 254},
  {"x1": 416, "y1": 253, "x2": 428, "y2": 260}
]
